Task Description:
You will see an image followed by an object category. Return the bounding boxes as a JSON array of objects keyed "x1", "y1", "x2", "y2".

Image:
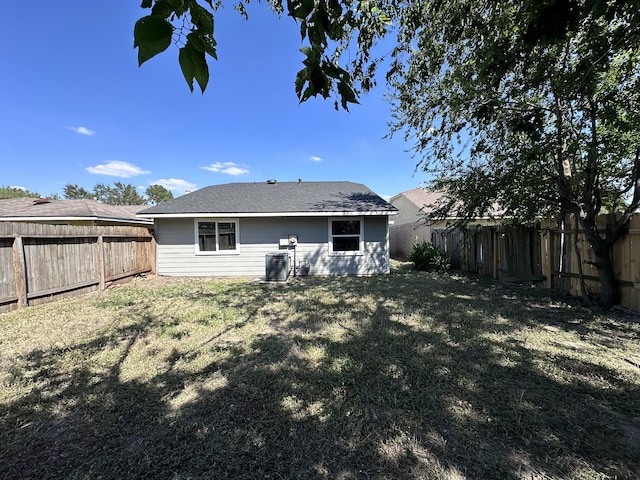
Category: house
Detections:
[
  {"x1": 138, "y1": 181, "x2": 398, "y2": 278},
  {"x1": 0, "y1": 197, "x2": 153, "y2": 227},
  {"x1": 389, "y1": 188, "x2": 500, "y2": 258}
]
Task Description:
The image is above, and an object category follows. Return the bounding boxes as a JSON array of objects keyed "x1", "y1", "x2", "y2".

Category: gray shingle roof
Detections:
[
  {"x1": 139, "y1": 181, "x2": 397, "y2": 215},
  {"x1": 0, "y1": 198, "x2": 152, "y2": 224},
  {"x1": 392, "y1": 188, "x2": 505, "y2": 218}
]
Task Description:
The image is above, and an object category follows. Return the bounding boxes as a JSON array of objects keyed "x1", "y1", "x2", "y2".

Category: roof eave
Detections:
[
  {"x1": 138, "y1": 210, "x2": 398, "y2": 219},
  {"x1": 1, "y1": 216, "x2": 153, "y2": 224}
]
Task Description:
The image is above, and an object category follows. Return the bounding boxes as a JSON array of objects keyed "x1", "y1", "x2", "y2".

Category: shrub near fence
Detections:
[
  {"x1": 433, "y1": 213, "x2": 640, "y2": 313},
  {"x1": 0, "y1": 222, "x2": 155, "y2": 313}
]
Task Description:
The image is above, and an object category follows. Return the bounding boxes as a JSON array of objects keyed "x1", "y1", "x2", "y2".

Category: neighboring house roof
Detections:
[
  {"x1": 139, "y1": 181, "x2": 398, "y2": 217},
  {"x1": 391, "y1": 188, "x2": 503, "y2": 219},
  {"x1": 390, "y1": 188, "x2": 444, "y2": 213},
  {"x1": 0, "y1": 198, "x2": 153, "y2": 225}
]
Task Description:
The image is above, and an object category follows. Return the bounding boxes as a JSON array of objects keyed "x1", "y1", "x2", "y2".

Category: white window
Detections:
[
  {"x1": 194, "y1": 219, "x2": 239, "y2": 254},
  {"x1": 329, "y1": 218, "x2": 363, "y2": 254}
]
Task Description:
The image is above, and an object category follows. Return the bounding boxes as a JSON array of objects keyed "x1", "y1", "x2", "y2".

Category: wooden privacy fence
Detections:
[
  {"x1": 432, "y1": 224, "x2": 544, "y2": 280},
  {"x1": 432, "y1": 213, "x2": 640, "y2": 312},
  {"x1": 0, "y1": 222, "x2": 155, "y2": 313}
]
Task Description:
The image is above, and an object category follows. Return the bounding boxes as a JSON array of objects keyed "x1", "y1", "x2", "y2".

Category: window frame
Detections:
[
  {"x1": 328, "y1": 217, "x2": 364, "y2": 255},
  {"x1": 194, "y1": 218, "x2": 240, "y2": 255}
]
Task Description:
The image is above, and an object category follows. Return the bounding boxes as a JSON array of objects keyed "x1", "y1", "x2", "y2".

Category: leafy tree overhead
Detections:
[
  {"x1": 145, "y1": 184, "x2": 174, "y2": 204},
  {"x1": 0, "y1": 186, "x2": 41, "y2": 199},
  {"x1": 133, "y1": 0, "x2": 385, "y2": 109}
]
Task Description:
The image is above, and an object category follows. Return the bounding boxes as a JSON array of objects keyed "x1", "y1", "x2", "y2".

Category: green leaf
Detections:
[
  {"x1": 192, "y1": 52, "x2": 209, "y2": 92},
  {"x1": 323, "y1": 63, "x2": 348, "y2": 79},
  {"x1": 190, "y1": 2, "x2": 214, "y2": 35},
  {"x1": 167, "y1": 0, "x2": 188, "y2": 16},
  {"x1": 300, "y1": 84, "x2": 317, "y2": 102},
  {"x1": 310, "y1": 67, "x2": 328, "y2": 97},
  {"x1": 299, "y1": 21, "x2": 307, "y2": 41},
  {"x1": 179, "y1": 42, "x2": 209, "y2": 93},
  {"x1": 140, "y1": 0, "x2": 153, "y2": 8},
  {"x1": 287, "y1": 0, "x2": 314, "y2": 20},
  {"x1": 134, "y1": 16, "x2": 173, "y2": 66},
  {"x1": 295, "y1": 69, "x2": 308, "y2": 97},
  {"x1": 152, "y1": 0, "x2": 174, "y2": 18},
  {"x1": 338, "y1": 81, "x2": 359, "y2": 110},
  {"x1": 186, "y1": 31, "x2": 217, "y2": 59},
  {"x1": 187, "y1": 32, "x2": 205, "y2": 52},
  {"x1": 179, "y1": 47, "x2": 195, "y2": 92}
]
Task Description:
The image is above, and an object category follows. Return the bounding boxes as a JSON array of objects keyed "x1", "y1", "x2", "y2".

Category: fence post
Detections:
[
  {"x1": 492, "y1": 228, "x2": 499, "y2": 280},
  {"x1": 96, "y1": 235, "x2": 105, "y2": 290},
  {"x1": 545, "y1": 230, "x2": 555, "y2": 289},
  {"x1": 462, "y1": 229, "x2": 468, "y2": 272},
  {"x1": 149, "y1": 235, "x2": 157, "y2": 274},
  {"x1": 12, "y1": 236, "x2": 28, "y2": 307}
]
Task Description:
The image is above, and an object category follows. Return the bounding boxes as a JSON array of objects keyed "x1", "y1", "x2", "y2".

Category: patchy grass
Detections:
[{"x1": 1, "y1": 265, "x2": 640, "y2": 479}]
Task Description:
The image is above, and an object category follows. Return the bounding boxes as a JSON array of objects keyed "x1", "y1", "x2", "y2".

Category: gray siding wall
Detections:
[
  {"x1": 390, "y1": 223, "x2": 433, "y2": 259},
  {"x1": 389, "y1": 195, "x2": 430, "y2": 258},
  {"x1": 390, "y1": 196, "x2": 423, "y2": 226},
  {"x1": 155, "y1": 216, "x2": 390, "y2": 277}
]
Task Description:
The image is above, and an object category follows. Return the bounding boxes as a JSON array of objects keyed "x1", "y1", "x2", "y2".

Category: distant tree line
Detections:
[
  {"x1": 0, "y1": 183, "x2": 174, "y2": 205},
  {"x1": 0, "y1": 186, "x2": 44, "y2": 200}
]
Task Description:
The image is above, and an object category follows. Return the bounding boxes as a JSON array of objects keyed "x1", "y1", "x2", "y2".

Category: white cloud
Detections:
[
  {"x1": 69, "y1": 126, "x2": 95, "y2": 136},
  {"x1": 153, "y1": 178, "x2": 198, "y2": 194},
  {"x1": 86, "y1": 160, "x2": 150, "y2": 178},
  {"x1": 310, "y1": 156, "x2": 323, "y2": 162},
  {"x1": 10, "y1": 185, "x2": 27, "y2": 191},
  {"x1": 381, "y1": 194, "x2": 393, "y2": 201},
  {"x1": 201, "y1": 162, "x2": 250, "y2": 176}
]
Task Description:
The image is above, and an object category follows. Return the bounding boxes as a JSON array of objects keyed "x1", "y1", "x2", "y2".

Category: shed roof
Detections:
[
  {"x1": 139, "y1": 181, "x2": 397, "y2": 217},
  {"x1": 0, "y1": 198, "x2": 152, "y2": 224}
]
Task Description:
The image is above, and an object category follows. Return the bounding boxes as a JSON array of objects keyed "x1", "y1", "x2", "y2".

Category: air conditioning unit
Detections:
[{"x1": 265, "y1": 252, "x2": 289, "y2": 282}]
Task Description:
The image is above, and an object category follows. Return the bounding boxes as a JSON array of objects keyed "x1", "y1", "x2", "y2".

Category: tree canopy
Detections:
[
  {"x1": 64, "y1": 183, "x2": 173, "y2": 205},
  {"x1": 382, "y1": 0, "x2": 640, "y2": 306},
  {"x1": 63, "y1": 184, "x2": 94, "y2": 200},
  {"x1": 145, "y1": 184, "x2": 174, "y2": 204},
  {"x1": 0, "y1": 186, "x2": 42, "y2": 200}
]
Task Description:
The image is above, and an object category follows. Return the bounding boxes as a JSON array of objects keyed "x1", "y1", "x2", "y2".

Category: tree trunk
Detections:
[
  {"x1": 592, "y1": 243, "x2": 619, "y2": 308},
  {"x1": 573, "y1": 216, "x2": 593, "y2": 304},
  {"x1": 580, "y1": 214, "x2": 622, "y2": 309}
]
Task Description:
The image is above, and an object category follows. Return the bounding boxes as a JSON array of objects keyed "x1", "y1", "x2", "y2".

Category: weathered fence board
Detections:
[
  {"x1": 0, "y1": 222, "x2": 155, "y2": 313},
  {"x1": 0, "y1": 239, "x2": 16, "y2": 304},
  {"x1": 433, "y1": 228, "x2": 463, "y2": 270}
]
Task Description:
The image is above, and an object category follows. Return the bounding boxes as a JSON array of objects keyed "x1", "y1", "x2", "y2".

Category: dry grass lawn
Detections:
[{"x1": 1, "y1": 263, "x2": 640, "y2": 479}]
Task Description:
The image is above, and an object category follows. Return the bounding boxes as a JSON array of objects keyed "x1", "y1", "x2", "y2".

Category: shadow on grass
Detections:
[{"x1": 1, "y1": 271, "x2": 639, "y2": 479}]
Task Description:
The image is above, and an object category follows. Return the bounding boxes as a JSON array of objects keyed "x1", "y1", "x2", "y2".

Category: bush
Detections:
[{"x1": 409, "y1": 241, "x2": 449, "y2": 272}]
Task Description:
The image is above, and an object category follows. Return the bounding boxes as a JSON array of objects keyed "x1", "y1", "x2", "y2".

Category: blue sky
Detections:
[{"x1": 2, "y1": 1, "x2": 424, "y2": 200}]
